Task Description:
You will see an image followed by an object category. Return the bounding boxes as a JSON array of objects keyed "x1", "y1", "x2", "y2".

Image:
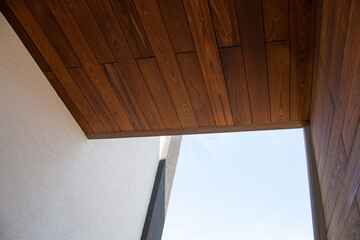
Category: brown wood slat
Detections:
[
  {"x1": 133, "y1": 0, "x2": 198, "y2": 128},
  {"x1": 262, "y1": 0, "x2": 289, "y2": 42},
  {"x1": 137, "y1": 58, "x2": 181, "y2": 129},
  {"x1": 235, "y1": 0, "x2": 271, "y2": 124},
  {"x1": 4, "y1": 0, "x2": 106, "y2": 133},
  {"x1": 357, "y1": 189, "x2": 360, "y2": 209},
  {"x1": 45, "y1": 0, "x2": 134, "y2": 131},
  {"x1": 69, "y1": 67, "x2": 120, "y2": 132},
  {"x1": 220, "y1": 47, "x2": 252, "y2": 124},
  {"x1": 183, "y1": 0, "x2": 234, "y2": 126},
  {"x1": 290, "y1": 0, "x2": 315, "y2": 121},
  {"x1": 177, "y1": 52, "x2": 216, "y2": 127},
  {"x1": 102, "y1": 63, "x2": 150, "y2": 130},
  {"x1": 65, "y1": 0, "x2": 115, "y2": 64},
  {"x1": 109, "y1": 0, "x2": 153, "y2": 59},
  {"x1": 26, "y1": 0, "x2": 81, "y2": 69},
  {"x1": 157, "y1": 0, "x2": 195, "y2": 53},
  {"x1": 0, "y1": 1, "x2": 51, "y2": 72},
  {"x1": 45, "y1": 72, "x2": 93, "y2": 133},
  {"x1": 209, "y1": 0, "x2": 241, "y2": 48},
  {"x1": 338, "y1": 200, "x2": 360, "y2": 240},
  {"x1": 266, "y1": 41, "x2": 290, "y2": 122},
  {"x1": 323, "y1": 137, "x2": 348, "y2": 228},
  {"x1": 87, "y1": 0, "x2": 165, "y2": 130},
  {"x1": 327, "y1": 122, "x2": 360, "y2": 240}
]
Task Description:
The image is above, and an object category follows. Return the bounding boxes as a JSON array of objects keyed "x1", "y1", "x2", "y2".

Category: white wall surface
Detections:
[{"x1": 0, "y1": 13, "x2": 160, "y2": 240}]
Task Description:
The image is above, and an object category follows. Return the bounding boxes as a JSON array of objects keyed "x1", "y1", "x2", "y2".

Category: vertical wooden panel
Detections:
[
  {"x1": 65, "y1": 0, "x2": 115, "y2": 64},
  {"x1": 262, "y1": 0, "x2": 289, "y2": 42},
  {"x1": 46, "y1": 0, "x2": 134, "y2": 131},
  {"x1": 183, "y1": 0, "x2": 234, "y2": 126},
  {"x1": 290, "y1": 0, "x2": 315, "y2": 121},
  {"x1": 45, "y1": 72, "x2": 93, "y2": 133},
  {"x1": 4, "y1": 0, "x2": 106, "y2": 133},
  {"x1": 26, "y1": 0, "x2": 81, "y2": 68},
  {"x1": 235, "y1": 0, "x2": 271, "y2": 123},
  {"x1": 133, "y1": 0, "x2": 198, "y2": 128},
  {"x1": 266, "y1": 41, "x2": 290, "y2": 122},
  {"x1": 137, "y1": 58, "x2": 181, "y2": 129},
  {"x1": 102, "y1": 63, "x2": 150, "y2": 130},
  {"x1": 69, "y1": 67, "x2": 121, "y2": 132},
  {"x1": 220, "y1": 47, "x2": 252, "y2": 124},
  {"x1": 209, "y1": 0, "x2": 241, "y2": 48},
  {"x1": 87, "y1": 0, "x2": 165, "y2": 130},
  {"x1": 0, "y1": 0, "x2": 51, "y2": 72},
  {"x1": 157, "y1": 0, "x2": 195, "y2": 53},
  {"x1": 177, "y1": 52, "x2": 216, "y2": 127},
  {"x1": 109, "y1": 0, "x2": 153, "y2": 59},
  {"x1": 338, "y1": 201, "x2": 360, "y2": 240}
]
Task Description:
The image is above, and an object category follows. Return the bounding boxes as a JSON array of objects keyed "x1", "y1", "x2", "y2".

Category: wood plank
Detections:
[
  {"x1": 338, "y1": 199, "x2": 360, "y2": 240},
  {"x1": 45, "y1": 0, "x2": 134, "y2": 131},
  {"x1": 25, "y1": 0, "x2": 81, "y2": 68},
  {"x1": 266, "y1": 41, "x2": 290, "y2": 122},
  {"x1": 87, "y1": 121, "x2": 308, "y2": 139},
  {"x1": 157, "y1": 0, "x2": 195, "y2": 53},
  {"x1": 220, "y1": 47, "x2": 252, "y2": 124},
  {"x1": 4, "y1": 0, "x2": 106, "y2": 133},
  {"x1": 133, "y1": 0, "x2": 198, "y2": 128},
  {"x1": 327, "y1": 122, "x2": 360, "y2": 240},
  {"x1": 0, "y1": 0, "x2": 51, "y2": 72},
  {"x1": 235, "y1": 0, "x2": 271, "y2": 123},
  {"x1": 137, "y1": 58, "x2": 181, "y2": 129},
  {"x1": 262, "y1": 0, "x2": 289, "y2": 42},
  {"x1": 176, "y1": 52, "x2": 216, "y2": 127},
  {"x1": 183, "y1": 0, "x2": 234, "y2": 126},
  {"x1": 69, "y1": 67, "x2": 120, "y2": 132},
  {"x1": 102, "y1": 63, "x2": 149, "y2": 130},
  {"x1": 87, "y1": 0, "x2": 165, "y2": 130},
  {"x1": 109, "y1": 0, "x2": 153, "y2": 59},
  {"x1": 65, "y1": 0, "x2": 115, "y2": 64},
  {"x1": 357, "y1": 188, "x2": 360, "y2": 209},
  {"x1": 290, "y1": 0, "x2": 315, "y2": 121},
  {"x1": 323, "y1": 137, "x2": 348, "y2": 228},
  {"x1": 209, "y1": 0, "x2": 241, "y2": 48},
  {"x1": 44, "y1": 72, "x2": 93, "y2": 133}
]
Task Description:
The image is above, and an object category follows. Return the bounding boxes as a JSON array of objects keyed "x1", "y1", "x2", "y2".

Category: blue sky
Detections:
[{"x1": 162, "y1": 129, "x2": 313, "y2": 240}]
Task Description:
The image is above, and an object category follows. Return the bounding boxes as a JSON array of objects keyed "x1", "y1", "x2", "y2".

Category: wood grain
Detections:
[
  {"x1": 69, "y1": 67, "x2": 120, "y2": 132},
  {"x1": 25, "y1": 0, "x2": 81, "y2": 68},
  {"x1": 0, "y1": 0, "x2": 51, "y2": 72},
  {"x1": 102, "y1": 63, "x2": 150, "y2": 130},
  {"x1": 109, "y1": 0, "x2": 153, "y2": 59},
  {"x1": 65, "y1": 0, "x2": 115, "y2": 64},
  {"x1": 87, "y1": 0, "x2": 165, "y2": 130},
  {"x1": 290, "y1": 0, "x2": 315, "y2": 121},
  {"x1": 46, "y1": 0, "x2": 134, "y2": 131},
  {"x1": 183, "y1": 0, "x2": 234, "y2": 126},
  {"x1": 177, "y1": 52, "x2": 216, "y2": 127},
  {"x1": 45, "y1": 72, "x2": 93, "y2": 133},
  {"x1": 4, "y1": 0, "x2": 106, "y2": 132},
  {"x1": 220, "y1": 47, "x2": 252, "y2": 124},
  {"x1": 266, "y1": 41, "x2": 290, "y2": 122},
  {"x1": 157, "y1": 0, "x2": 195, "y2": 53},
  {"x1": 338, "y1": 201, "x2": 360, "y2": 240},
  {"x1": 262, "y1": 0, "x2": 289, "y2": 42},
  {"x1": 209, "y1": 0, "x2": 241, "y2": 48},
  {"x1": 137, "y1": 58, "x2": 181, "y2": 129},
  {"x1": 133, "y1": 0, "x2": 198, "y2": 128},
  {"x1": 235, "y1": 0, "x2": 271, "y2": 123}
]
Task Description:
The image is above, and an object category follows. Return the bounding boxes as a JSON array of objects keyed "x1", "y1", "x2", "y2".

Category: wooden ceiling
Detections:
[{"x1": 1, "y1": 0, "x2": 315, "y2": 138}]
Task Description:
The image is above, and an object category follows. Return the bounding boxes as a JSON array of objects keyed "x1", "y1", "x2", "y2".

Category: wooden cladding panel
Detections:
[
  {"x1": 235, "y1": 0, "x2": 270, "y2": 123},
  {"x1": 1, "y1": 0, "x2": 315, "y2": 137},
  {"x1": 209, "y1": 0, "x2": 241, "y2": 48}
]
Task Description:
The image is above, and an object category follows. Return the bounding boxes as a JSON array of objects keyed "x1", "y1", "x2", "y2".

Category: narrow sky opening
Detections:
[{"x1": 163, "y1": 129, "x2": 313, "y2": 240}]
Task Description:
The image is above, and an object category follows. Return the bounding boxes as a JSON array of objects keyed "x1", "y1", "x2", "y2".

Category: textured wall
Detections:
[{"x1": 0, "y1": 13, "x2": 159, "y2": 240}]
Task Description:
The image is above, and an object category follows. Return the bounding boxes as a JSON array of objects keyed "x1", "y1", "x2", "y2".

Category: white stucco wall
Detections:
[{"x1": 0, "y1": 13, "x2": 160, "y2": 240}]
